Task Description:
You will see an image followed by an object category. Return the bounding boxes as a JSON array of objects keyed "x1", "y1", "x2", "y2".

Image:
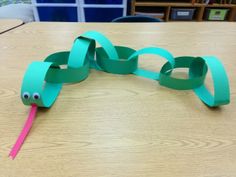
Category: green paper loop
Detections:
[
  {"x1": 96, "y1": 46, "x2": 138, "y2": 74},
  {"x1": 45, "y1": 51, "x2": 90, "y2": 83},
  {"x1": 68, "y1": 36, "x2": 95, "y2": 68},
  {"x1": 159, "y1": 56, "x2": 208, "y2": 90},
  {"x1": 81, "y1": 31, "x2": 119, "y2": 60},
  {"x1": 194, "y1": 56, "x2": 230, "y2": 107},
  {"x1": 131, "y1": 47, "x2": 175, "y2": 80}
]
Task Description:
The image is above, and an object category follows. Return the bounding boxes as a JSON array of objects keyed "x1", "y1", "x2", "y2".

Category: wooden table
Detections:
[
  {"x1": 0, "y1": 22, "x2": 236, "y2": 177},
  {"x1": 0, "y1": 19, "x2": 23, "y2": 34}
]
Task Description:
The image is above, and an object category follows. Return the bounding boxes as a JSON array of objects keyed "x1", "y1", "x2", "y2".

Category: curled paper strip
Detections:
[{"x1": 10, "y1": 31, "x2": 230, "y2": 159}]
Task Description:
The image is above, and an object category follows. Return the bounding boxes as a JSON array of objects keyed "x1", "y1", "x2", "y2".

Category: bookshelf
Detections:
[{"x1": 131, "y1": 0, "x2": 236, "y2": 21}]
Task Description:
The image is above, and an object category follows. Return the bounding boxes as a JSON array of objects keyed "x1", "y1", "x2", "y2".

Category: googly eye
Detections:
[
  {"x1": 22, "y1": 92, "x2": 30, "y2": 100},
  {"x1": 33, "y1": 93, "x2": 40, "y2": 100}
]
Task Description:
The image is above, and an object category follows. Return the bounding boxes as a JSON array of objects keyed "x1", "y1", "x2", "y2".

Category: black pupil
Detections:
[
  {"x1": 24, "y1": 94, "x2": 29, "y2": 99},
  {"x1": 34, "y1": 95, "x2": 39, "y2": 99}
]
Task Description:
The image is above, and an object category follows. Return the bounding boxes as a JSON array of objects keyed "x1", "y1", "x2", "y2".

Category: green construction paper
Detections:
[
  {"x1": 159, "y1": 56, "x2": 208, "y2": 90},
  {"x1": 133, "y1": 69, "x2": 160, "y2": 80},
  {"x1": 128, "y1": 47, "x2": 175, "y2": 66},
  {"x1": 130, "y1": 47, "x2": 175, "y2": 80},
  {"x1": 194, "y1": 56, "x2": 230, "y2": 106},
  {"x1": 21, "y1": 61, "x2": 62, "y2": 107},
  {"x1": 68, "y1": 37, "x2": 95, "y2": 68},
  {"x1": 96, "y1": 46, "x2": 138, "y2": 74},
  {"x1": 81, "y1": 31, "x2": 119, "y2": 60},
  {"x1": 20, "y1": 30, "x2": 230, "y2": 108},
  {"x1": 44, "y1": 51, "x2": 90, "y2": 83}
]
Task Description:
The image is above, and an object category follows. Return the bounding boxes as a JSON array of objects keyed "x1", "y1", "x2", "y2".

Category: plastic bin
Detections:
[
  {"x1": 37, "y1": 6, "x2": 78, "y2": 22},
  {"x1": 84, "y1": 7, "x2": 123, "y2": 22},
  {"x1": 171, "y1": 8, "x2": 195, "y2": 20},
  {"x1": 205, "y1": 9, "x2": 228, "y2": 21}
]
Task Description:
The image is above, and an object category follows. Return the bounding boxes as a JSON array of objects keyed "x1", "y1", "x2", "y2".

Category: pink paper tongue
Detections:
[{"x1": 9, "y1": 104, "x2": 38, "y2": 159}]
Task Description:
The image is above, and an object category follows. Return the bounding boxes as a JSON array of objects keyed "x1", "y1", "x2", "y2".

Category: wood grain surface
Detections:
[
  {"x1": 0, "y1": 22, "x2": 236, "y2": 177},
  {"x1": 0, "y1": 19, "x2": 23, "y2": 34}
]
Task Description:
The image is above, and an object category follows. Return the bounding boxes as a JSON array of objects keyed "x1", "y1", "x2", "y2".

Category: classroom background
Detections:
[{"x1": 0, "y1": 0, "x2": 235, "y2": 23}]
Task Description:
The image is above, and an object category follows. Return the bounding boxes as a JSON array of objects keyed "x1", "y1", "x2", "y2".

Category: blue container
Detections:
[
  {"x1": 84, "y1": 7, "x2": 123, "y2": 22},
  {"x1": 36, "y1": 0, "x2": 76, "y2": 3},
  {"x1": 84, "y1": 0, "x2": 123, "y2": 4},
  {"x1": 37, "y1": 7, "x2": 78, "y2": 22}
]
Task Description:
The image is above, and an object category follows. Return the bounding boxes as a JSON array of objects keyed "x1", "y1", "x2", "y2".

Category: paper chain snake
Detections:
[{"x1": 9, "y1": 31, "x2": 230, "y2": 159}]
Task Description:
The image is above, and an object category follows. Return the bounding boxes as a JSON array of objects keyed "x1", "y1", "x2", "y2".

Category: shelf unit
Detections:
[{"x1": 131, "y1": 0, "x2": 236, "y2": 21}]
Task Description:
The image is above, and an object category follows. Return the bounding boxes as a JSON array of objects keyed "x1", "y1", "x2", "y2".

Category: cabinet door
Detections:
[
  {"x1": 37, "y1": 7, "x2": 78, "y2": 22},
  {"x1": 84, "y1": 7, "x2": 123, "y2": 22}
]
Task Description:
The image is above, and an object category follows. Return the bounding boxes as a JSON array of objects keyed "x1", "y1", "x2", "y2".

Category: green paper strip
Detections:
[
  {"x1": 128, "y1": 47, "x2": 175, "y2": 66},
  {"x1": 81, "y1": 31, "x2": 119, "y2": 60},
  {"x1": 45, "y1": 51, "x2": 90, "y2": 83},
  {"x1": 96, "y1": 46, "x2": 138, "y2": 74},
  {"x1": 194, "y1": 56, "x2": 230, "y2": 107},
  {"x1": 131, "y1": 47, "x2": 175, "y2": 80},
  {"x1": 159, "y1": 56, "x2": 208, "y2": 90},
  {"x1": 68, "y1": 37, "x2": 95, "y2": 68}
]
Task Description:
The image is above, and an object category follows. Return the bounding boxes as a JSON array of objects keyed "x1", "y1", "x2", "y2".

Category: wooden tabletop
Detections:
[
  {"x1": 0, "y1": 19, "x2": 23, "y2": 34},
  {"x1": 0, "y1": 22, "x2": 236, "y2": 177}
]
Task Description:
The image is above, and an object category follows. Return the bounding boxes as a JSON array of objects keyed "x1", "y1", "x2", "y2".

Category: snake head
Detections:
[{"x1": 21, "y1": 61, "x2": 62, "y2": 108}]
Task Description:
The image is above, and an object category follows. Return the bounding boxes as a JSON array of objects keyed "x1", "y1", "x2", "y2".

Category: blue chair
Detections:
[{"x1": 112, "y1": 15, "x2": 162, "y2": 22}]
